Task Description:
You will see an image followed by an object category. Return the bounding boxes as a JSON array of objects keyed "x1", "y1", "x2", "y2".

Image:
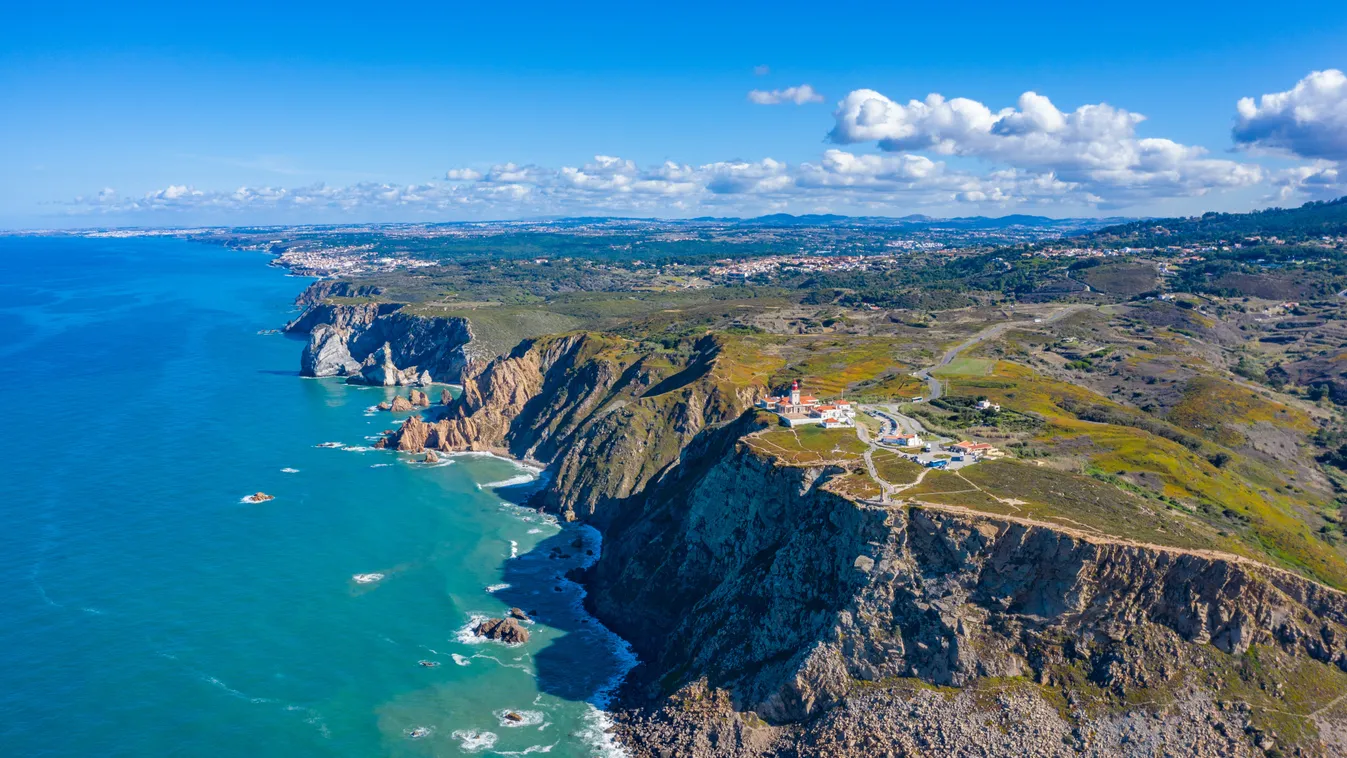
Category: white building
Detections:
[{"x1": 758, "y1": 381, "x2": 855, "y2": 428}]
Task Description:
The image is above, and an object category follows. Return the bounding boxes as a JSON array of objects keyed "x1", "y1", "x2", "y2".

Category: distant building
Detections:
[
  {"x1": 975, "y1": 399, "x2": 1001, "y2": 412},
  {"x1": 883, "y1": 433, "x2": 922, "y2": 447},
  {"x1": 949, "y1": 441, "x2": 995, "y2": 457}
]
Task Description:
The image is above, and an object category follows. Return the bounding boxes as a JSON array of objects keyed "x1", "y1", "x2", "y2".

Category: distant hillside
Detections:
[
  {"x1": 1086, "y1": 196, "x2": 1347, "y2": 246},
  {"x1": 737, "y1": 212, "x2": 1122, "y2": 231}
]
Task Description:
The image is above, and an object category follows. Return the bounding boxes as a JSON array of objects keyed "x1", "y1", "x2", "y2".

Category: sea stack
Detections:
[{"x1": 472, "y1": 617, "x2": 530, "y2": 645}]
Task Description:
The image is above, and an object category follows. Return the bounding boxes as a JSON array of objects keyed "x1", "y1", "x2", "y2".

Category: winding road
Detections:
[{"x1": 913, "y1": 304, "x2": 1092, "y2": 401}]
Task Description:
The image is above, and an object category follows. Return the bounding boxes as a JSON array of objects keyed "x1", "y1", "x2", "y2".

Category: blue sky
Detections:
[{"x1": 3, "y1": 0, "x2": 1347, "y2": 228}]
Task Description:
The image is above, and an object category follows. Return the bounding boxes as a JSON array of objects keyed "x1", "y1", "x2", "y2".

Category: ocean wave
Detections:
[
  {"x1": 481, "y1": 473, "x2": 537, "y2": 489},
  {"x1": 352, "y1": 573, "x2": 385, "y2": 584},
  {"x1": 280, "y1": 467, "x2": 299, "y2": 473},
  {"x1": 454, "y1": 613, "x2": 491, "y2": 645},
  {"x1": 404, "y1": 725, "x2": 435, "y2": 740},
  {"x1": 570, "y1": 524, "x2": 639, "y2": 757},
  {"x1": 509, "y1": 540, "x2": 519, "y2": 559},
  {"x1": 451, "y1": 730, "x2": 498, "y2": 752},
  {"x1": 370, "y1": 463, "x2": 392, "y2": 468},
  {"x1": 498, "y1": 745, "x2": 555, "y2": 755},
  {"x1": 203, "y1": 675, "x2": 274, "y2": 705},
  {"x1": 315, "y1": 441, "x2": 343, "y2": 448},
  {"x1": 493, "y1": 709, "x2": 546, "y2": 728},
  {"x1": 485, "y1": 583, "x2": 511, "y2": 593},
  {"x1": 471, "y1": 652, "x2": 532, "y2": 672},
  {"x1": 527, "y1": 528, "x2": 543, "y2": 534},
  {"x1": 452, "y1": 653, "x2": 471, "y2": 666},
  {"x1": 341, "y1": 445, "x2": 373, "y2": 452}
]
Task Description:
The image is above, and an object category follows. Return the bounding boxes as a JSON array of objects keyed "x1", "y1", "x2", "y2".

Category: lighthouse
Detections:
[{"x1": 789, "y1": 379, "x2": 801, "y2": 406}]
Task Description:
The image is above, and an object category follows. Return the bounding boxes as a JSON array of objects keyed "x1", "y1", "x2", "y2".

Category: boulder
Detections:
[
  {"x1": 440, "y1": 389, "x2": 453, "y2": 405},
  {"x1": 472, "y1": 617, "x2": 530, "y2": 645},
  {"x1": 423, "y1": 451, "x2": 439, "y2": 464},
  {"x1": 409, "y1": 389, "x2": 430, "y2": 407},
  {"x1": 244, "y1": 492, "x2": 275, "y2": 503},
  {"x1": 377, "y1": 401, "x2": 392, "y2": 411},
  {"x1": 300, "y1": 324, "x2": 360, "y2": 377},
  {"x1": 508, "y1": 607, "x2": 530, "y2": 621},
  {"x1": 389, "y1": 395, "x2": 414, "y2": 412}
]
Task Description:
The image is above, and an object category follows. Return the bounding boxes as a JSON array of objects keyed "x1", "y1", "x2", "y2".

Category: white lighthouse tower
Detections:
[{"x1": 789, "y1": 379, "x2": 801, "y2": 406}]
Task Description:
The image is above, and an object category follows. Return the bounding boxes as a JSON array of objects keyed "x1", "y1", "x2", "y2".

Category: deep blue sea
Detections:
[{"x1": 0, "y1": 237, "x2": 632, "y2": 757}]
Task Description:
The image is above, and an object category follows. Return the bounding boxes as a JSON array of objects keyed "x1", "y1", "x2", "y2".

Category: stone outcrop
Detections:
[
  {"x1": 348, "y1": 343, "x2": 426, "y2": 387},
  {"x1": 384, "y1": 332, "x2": 756, "y2": 525},
  {"x1": 422, "y1": 451, "x2": 438, "y2": 464},
  {"x1": 389, "y1": 395, "x2": 414, "y2": 412},
  {"x1": 285, "y1": 288, "x2": 473, "y2": 382},
  {"x1": 473, "y1": 617, "x2": 530, "y2": 645},
  {"x1": 300, "y1": 324, "x2": 361, "y2": 377},
  {"x1": 409, "y1": 389, "x2": 429, "y2": 407}
]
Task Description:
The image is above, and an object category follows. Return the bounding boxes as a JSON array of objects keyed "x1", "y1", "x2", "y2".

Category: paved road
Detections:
[{"x1": 913, "y1": 304, "x2": 1092, "y2": 401}]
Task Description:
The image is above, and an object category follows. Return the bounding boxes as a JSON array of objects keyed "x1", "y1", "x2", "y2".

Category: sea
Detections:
[{"x1": 0, "y1": 236, "x2": 634, "y2": 757}]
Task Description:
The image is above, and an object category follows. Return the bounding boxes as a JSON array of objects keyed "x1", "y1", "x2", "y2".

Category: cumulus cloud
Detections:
[
  {"x1": 830, "y1": 88, "x2": 1262, "y2": 205},
  {"x1": 1234, "y1": 69, "x2": 1347, "y2": 161},
  {"x1": 748, "y1": 84, "x2": 824, "y2": 105},
  {"x1": 67, "y1": 148, "x2": 1136, "y2": 220}
]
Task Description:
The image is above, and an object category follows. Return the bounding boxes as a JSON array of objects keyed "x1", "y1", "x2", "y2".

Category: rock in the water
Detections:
[
  {"x1": 418, "y1": 370, "x2": 433, "y2": 386},
  {"x1": 423, "y1": 451, "x2": 439, "y2": 463},
  {"x1": 472, "y1": 617, "x2": 530, "y2": 645},
  {"x1": 244, "y1": 492, "x2": 275, "y2": 503},
  {"x1": 348, "y1": 343, "x2": 423, "y2": 386},
  {"x1": 389, "y1": 395, "x2": 414, "y2": 412},
  {"x1": 508, "y1": 607, "x2": 529, "y2": 621},
  {"x1": 300, "y1": 324, "x2": 361, "y2": 377},
  {"x1": 377, "y1": 401, "x2": 392, "y2": 411},
  {"x1": 409, "y1": 389, "x2": 430, "y2": 407},
  {"x1": 440, "y1": 389, "x2": 453, "y2": 405}
]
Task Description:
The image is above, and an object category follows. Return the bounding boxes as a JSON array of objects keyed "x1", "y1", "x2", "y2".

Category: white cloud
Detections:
[
  {"x1": 1234, "y1": 69, "x2": 1347, "y2": 161},
  {"x1": 445, "y1": 168, "x2": 483, "y2": 181},
  {"x1": 830, "y1": 88, "x2": 1262, "y2": 205},
  {"x1": 748, "y1": 84, "x2": 824, "y2": 105}
]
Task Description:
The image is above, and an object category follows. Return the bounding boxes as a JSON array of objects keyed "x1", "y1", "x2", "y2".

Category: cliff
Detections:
[
  {"x1": 378, "y1": 329, "x2": 1347, "y2": 755},
  {"x1": 286, "y1": 296, "x2": 472, "y2": 382},
  {"x1": 592, "y1": 443, "x2": 1347, "y2": 755},
  {"x1": 387, "y1": 331, "x2": 757, "y2": 525}
]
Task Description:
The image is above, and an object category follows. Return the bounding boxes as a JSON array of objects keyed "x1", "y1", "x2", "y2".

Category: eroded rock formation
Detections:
[{"x1": 473, "y1": 617, "x2": 530, "y2": 645}]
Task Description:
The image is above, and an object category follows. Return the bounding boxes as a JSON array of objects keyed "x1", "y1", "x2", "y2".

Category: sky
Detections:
[{"x1": 3, "y1": 0, "x2": 1347, "y2": 228}]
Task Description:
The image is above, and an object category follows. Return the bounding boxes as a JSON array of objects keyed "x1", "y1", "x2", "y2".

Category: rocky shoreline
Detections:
[{"x1": 292, "y1": 299, "x2": 1347, "y2": 756}]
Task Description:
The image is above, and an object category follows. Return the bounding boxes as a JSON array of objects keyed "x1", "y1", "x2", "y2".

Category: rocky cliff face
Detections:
[
  {"x1": 287, "y1": 296, "x2": 472, "y2": 381},
  {"x1": 588, "y1": 444, "x2": 1347, "y2": 755},
  {"x1": 387, "y1": 332, "x2": 757, "y2": 525},
  {"x1": 376, "y1": 326, "x2": 1347, "y2": 754}
]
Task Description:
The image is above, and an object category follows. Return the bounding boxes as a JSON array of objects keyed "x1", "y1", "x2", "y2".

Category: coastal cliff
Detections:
[
  {"x1": 285, "y1": 292, "x2": 473, "y2": 382},
  {"x1": 594, "y1": 445, "x2": 1347, "y2": 755},
  {"x1": 387, "y1": 331, "x2": 758, "y2": 524},
  {"x1": 375, "y1": 329, "x2": 1347, "y2": 755}
]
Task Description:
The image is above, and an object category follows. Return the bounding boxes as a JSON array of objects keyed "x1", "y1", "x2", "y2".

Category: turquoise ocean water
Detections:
[{"x1": 0, "y1": 237, "x2": 632, "y2": 757}]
